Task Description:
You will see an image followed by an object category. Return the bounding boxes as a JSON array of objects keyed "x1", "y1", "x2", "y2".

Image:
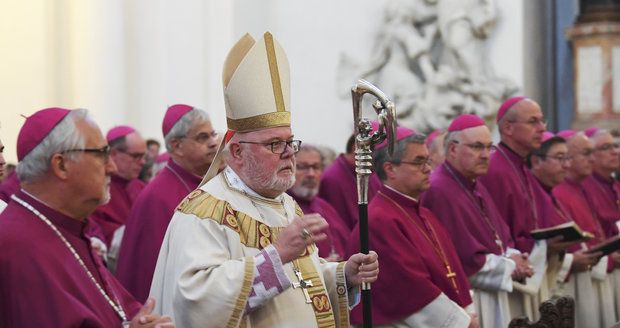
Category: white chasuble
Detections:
[{"x1": 149, "y1": 168, "x2": 355, "y2": 328}]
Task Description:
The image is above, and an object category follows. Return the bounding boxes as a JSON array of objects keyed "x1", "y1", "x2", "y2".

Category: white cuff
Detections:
[
  {"x1": 556, "y1": 253, "x2": 573, "y2": 283},
  {"x1": 591, "y1": 255, "x2": 609, "y2": 281},
  {"x1": 401, "y1": 293, "x2": 471, "y2": 328}
]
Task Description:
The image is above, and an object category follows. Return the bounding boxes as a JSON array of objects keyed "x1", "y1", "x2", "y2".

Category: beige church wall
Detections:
[{"x1": 0, "y1": 0, "x2": 542, "y2": 164}]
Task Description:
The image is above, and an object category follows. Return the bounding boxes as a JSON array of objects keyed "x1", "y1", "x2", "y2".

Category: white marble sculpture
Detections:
[{"x1": 339, "y1": 0, "x2": 518, "y2": 131}]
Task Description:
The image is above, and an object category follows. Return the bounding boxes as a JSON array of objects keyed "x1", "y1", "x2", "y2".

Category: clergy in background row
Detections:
[
  {"x1": 478, "y1": 97, "x2": 560, "y2": 320},
  {"x1": 581, "y1": 128, "x2": 620, "y2": 320},
  {"x1": 553, "y1": 131, "x2": 616, "y2": 328},
  {"x1": 90, "y1": 125, "x2": 147, "y2": 250},
  {"x1": 116, "y1": 104, "x2": 218, "y2": 303},
  {"x1": 425, "y1": 129, "x2": 446, "y2": 170},
  {"x1": 422, "y1": 114, "x2": 529, "y2": 328},
  {"x1": 0, "y1": 107, "x2": 173, "y2": 327},
  {"x1": 530, "y1": 131, "x2": 606, "y2": 328},
  {"x1": 349, "y1": 127, "x2": 477, "y2": 328},
  {"x1": 582, "y1": 128, "x2": 620, "y2": 238},
  {"x1": 287, "y1": 143, "x2": 349, "y2": 261},
  {"x1": 319, "y1": 131, "x2": 382, "y2": 232},
  {"x1": 0, "y1": 137, "x2": 6, "y2": 212},
  {"x1": 150, "y1": 32, "x2": 378, "y2": 327}
]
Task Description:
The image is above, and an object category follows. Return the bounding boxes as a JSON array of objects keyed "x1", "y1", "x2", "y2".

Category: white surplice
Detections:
[{"x1": 149, "y1": 167, "x2": 356, "y2": 328}]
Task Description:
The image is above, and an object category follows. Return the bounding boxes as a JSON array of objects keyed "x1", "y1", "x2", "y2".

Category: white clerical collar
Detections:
[
  {"x1": 223, "y1": 166, "x2": 285, "y2": 203},
  {"x1": 0, "y1": 198, "x2": 6, "y2": 213},
  {"x1": 384, "y1": 184, "x2": 419, "y2": 203}
]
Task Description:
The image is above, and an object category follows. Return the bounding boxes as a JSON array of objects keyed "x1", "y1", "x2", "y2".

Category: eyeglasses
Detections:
[
  {"x1": 509, "y1": 118, "x2": 547, "y2": 128},
  {"x1": 238, "y1": 139, "x2": 302, "y2": 154},
  {"x1": 453, "y1": 141, "x2": 493, "y2": 153},
  {"x1": 595, "y1": 143, "x2": 620, "y2": 152},
  {"x1": 182, "y1": 131, "x2": 218, "y2": 144},
  {"x1": 543, "y1": 155, "x2": 572, "y2": 164},
  {"x1": 296, "y1": 163, "x2": 323, "y2": 172},
  {"x1": 394, "y1": 157, "x2": 432, "y2": 169},
  {"x1": 119, "y1": 149, "x2": 147, "y2": 161},
  {"x1": 62, "y1": 145, "x2": 111, "y2": 162},
  {"x1": 577, "y1": 148, "x2": 594, "y2": 157}
]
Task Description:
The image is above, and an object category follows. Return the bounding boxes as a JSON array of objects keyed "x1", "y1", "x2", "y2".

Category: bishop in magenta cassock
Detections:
[
  {"x1": 287, "y1": 143, "x2": 349, "y2": 261},
  {"x1": 90, "y1": 125, "x2": 147, "y2": 250},
  {"x1": 319, "y1": 133, "x2": 382, "y2": 232},
  {"x1": 422, "y1": 114, "x2": 528, "y2": 328},
  {"x1": 116, "y1": 104, "x2": 219, "y2": 303},
  {"x1": 581, "y1": 128, "x2": 620, "y2": 321},
  {"x1": 0, "y1": 107, "x2": 172, "y2": 327},
  {"x1": 551, "y1": 130, "x2": 616, "y2": 328},
  {"x1": 477, "y1": 97, "x2": 559, "y2": 320},
  {"x1": 348, "y1": 127, "x2": 476, "y2": 327},
  {"x1": 582, "y1": 128, "x2": 620, "y2": 238},
  {"x1": 529, "y1": 131, "x2": 609, "y2": 328}
]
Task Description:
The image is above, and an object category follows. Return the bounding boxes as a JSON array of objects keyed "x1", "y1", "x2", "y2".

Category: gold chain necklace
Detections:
[
  {"x1": 378, "y1": 191, "x2": 460, "y2": 294},
  {"x1": 11, "y1": 194, "x2": 130, "y2": 327}
]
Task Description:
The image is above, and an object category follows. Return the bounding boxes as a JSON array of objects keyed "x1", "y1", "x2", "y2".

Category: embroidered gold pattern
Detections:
[
  {"x1": 336, "y1": 262, "x2": 350, "y2": 327},
  {"x1": 227, "y1": 256, "x2": 254, "y2": 328},
  {"x1": 177, "y1": 190, "x2": 313, "y2": 253}
]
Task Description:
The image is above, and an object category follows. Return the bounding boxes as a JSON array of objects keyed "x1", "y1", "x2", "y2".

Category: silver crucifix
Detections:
[{"x1": 291, "y1": 268, "x2": 313, "y2": 303}]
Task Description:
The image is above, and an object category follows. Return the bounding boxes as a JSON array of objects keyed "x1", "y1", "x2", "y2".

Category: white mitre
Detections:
[
  {"x1": 223, "y1": 31, "x2": 291, "y2": 132},
  {"x1": 202, "y1": 32, "x2": 292, "y2": 183}
]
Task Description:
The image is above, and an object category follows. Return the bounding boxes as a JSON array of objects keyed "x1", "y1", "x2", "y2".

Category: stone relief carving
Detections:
[{"x1": 338, "y1": 0, "x2": 518, "y2": 132}]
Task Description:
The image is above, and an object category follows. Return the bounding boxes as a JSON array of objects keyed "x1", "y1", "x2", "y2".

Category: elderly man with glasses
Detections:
[
  {"x1": 580, "y1": 128, "x2": 620, "y2": 322},
  {"x1": 149, "y1": 32, "x2": 378, "y2": 328},
  {"x1": 0, "y1": 107, "x2": 173, "y2": 327},
  {"x1": 286, "y1": 143, "x2": 349, "y2": 262},
  {"x1": 116, "y1": 104, "x2": 218, "y2": 303},
  {"x1": 551, "y1": 130, "x2": 616, "y2": 328},
  {"x1": 422, "y1": 114, "x2": 531, "y2": 328},
  {"x1": 347, "y1": 126, "x2": 477, "y2": 327},
  {"x1": 90, "y1": 125, "x2": 147, "y2": 253},
  {"x1": 478, "y1": 97, "x2": 572, "y2": 321}
]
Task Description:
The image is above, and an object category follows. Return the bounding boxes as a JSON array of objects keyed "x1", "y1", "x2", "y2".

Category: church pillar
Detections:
[{"x1": 566, "y1": 0, "x2": 620, "y2": 130}]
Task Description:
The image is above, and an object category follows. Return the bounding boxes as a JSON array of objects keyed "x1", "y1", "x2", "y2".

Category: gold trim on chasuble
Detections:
[
  {"x1": 336, "y1": 262, "x2": 349, "y2": 328},
  {"x1": 176, "y1": 189, "x2": 337, "y2": 327}
]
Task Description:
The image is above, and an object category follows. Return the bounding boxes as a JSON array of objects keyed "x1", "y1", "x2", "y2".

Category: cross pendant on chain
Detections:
[
  {"x1": 291, "y1": 268, "x2": 313, "y2": 303},
  {"x1": 445, "y1": 265, "x2": 459, "y2": 293}
]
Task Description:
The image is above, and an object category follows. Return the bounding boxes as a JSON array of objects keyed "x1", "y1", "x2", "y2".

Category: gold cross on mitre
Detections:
[{"x1": 292, "y1": 268, "x2": 314, "y2": 303}]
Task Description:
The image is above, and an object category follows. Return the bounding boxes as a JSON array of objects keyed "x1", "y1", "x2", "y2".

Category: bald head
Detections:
[
  {"x1": 497, "y1": 99, "x2": 546, "y2": 157},
  {"x1": 566, "y1": 133, "x2": 594, "y2": 181},
  {"x1": 589, "y1": 130, "x2": 620, "y2": 178}
]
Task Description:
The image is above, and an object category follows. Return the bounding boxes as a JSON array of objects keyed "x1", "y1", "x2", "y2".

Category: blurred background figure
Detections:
[
  {"x1": 287, "y1": 143, "x2": 349, "y2": 261},
  {"x1": 426, "y1": 129, "x2": 446, "y2": 170}
]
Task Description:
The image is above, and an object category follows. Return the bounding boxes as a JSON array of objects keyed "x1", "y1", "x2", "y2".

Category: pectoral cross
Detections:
[
  {"x1": 445, "y1": 265, "x2": 459, "y2": 293},
  {"x1": 291, "y1": 268, "x2": 313, "y2": 303}
]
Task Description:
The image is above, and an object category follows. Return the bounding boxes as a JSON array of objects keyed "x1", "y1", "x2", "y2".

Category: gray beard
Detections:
[
  {"x1": 241, "y1": 153, "x2": 295, "y2": 196},
  {"x1": 290, "y1": 184, "x2": 318, "y2": 200}
]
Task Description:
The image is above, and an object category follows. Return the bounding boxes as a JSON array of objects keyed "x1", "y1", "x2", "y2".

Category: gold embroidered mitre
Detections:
[{"x1": 222, "y1": 32, "x2": 291, "y2": 132}]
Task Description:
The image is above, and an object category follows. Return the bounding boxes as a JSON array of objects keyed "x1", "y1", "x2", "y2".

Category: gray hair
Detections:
[
  {"x1": 373, "y1": 133, "x2": 426, "y2": 181},
  {"x1": 296, "y1": 143, "x2": 325, "y2": 168},
  {"x1": 589, "y1": 128, "x2": 610, "y2": 144},
  {"x1": 443, "y1": 130, "x2": 461, "y2": 156},
  {"x1": 164, "y1": 108, "x2": 210, "y2": 152},
  {"x1": 17, "y1": 109, "x2": 90, "y2": 183}
]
